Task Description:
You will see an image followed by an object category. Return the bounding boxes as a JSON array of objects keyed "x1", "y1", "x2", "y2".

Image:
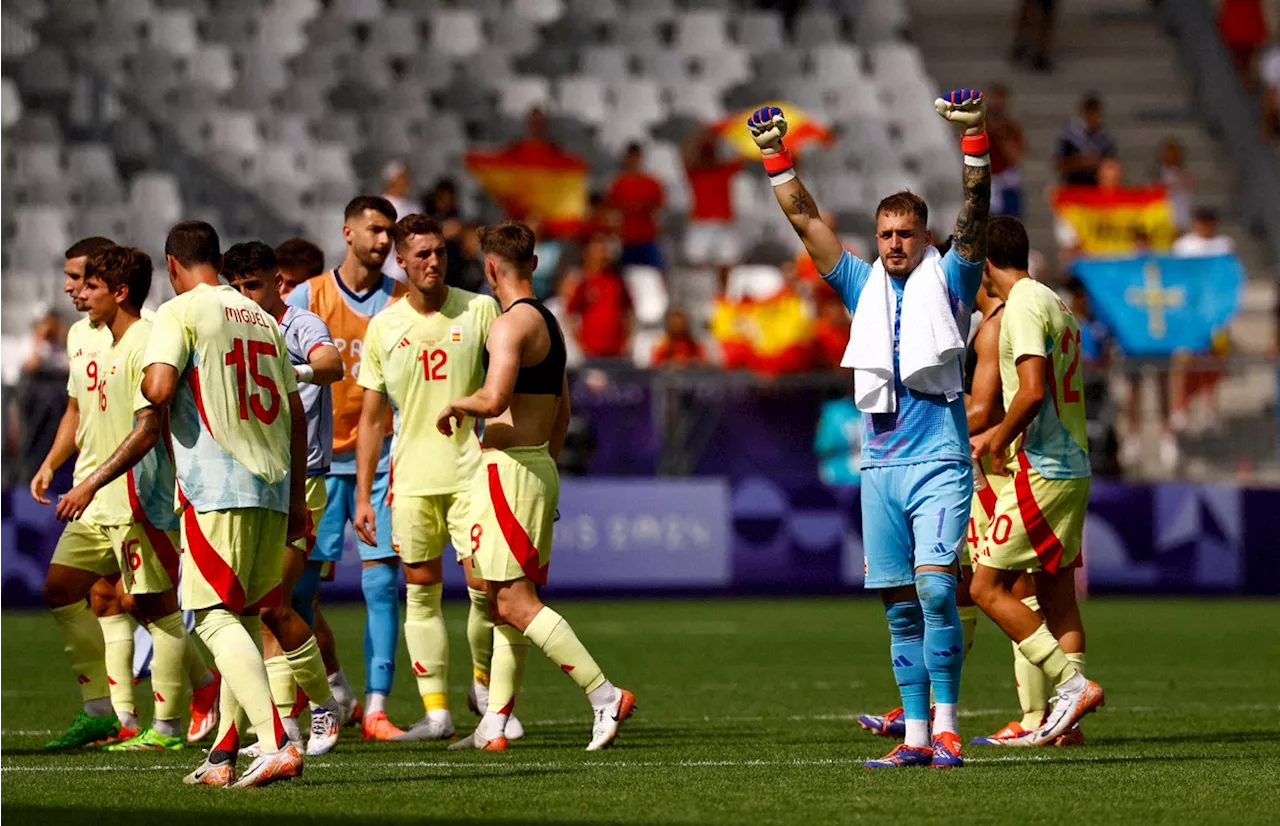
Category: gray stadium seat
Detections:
[
  {"x1": 332, "y1": 0, "x2": 384, "y2": 23},
  {"x1": 581, "y1": 46, "x2": 631, "y2": 84},
  {"x1": 794, "y1": 10, "x2": 842, "y2": 48},
  {"x1": 735, "y1": 11, "x2": 784, "y2": 51},
  {"x1": 429, "y1": 9, "x2": 484, "y2": 58},
  {"x1": 556, "y1": 76, "x2": 609, "y2": 126},
  {"x1": 366, "y1": 12, "x2": 420, "y2": 57},
  {"x1": 498, "y1": 76, "x2": 553, "y2": 119},
  {"x1": 1, "y1": 80, "x2": 22, "y2": 130},
  {"x1": 512, "y1": 0, "x2": 564, "y2": 23},
  {"x1": 674, "y1": 10, "x2": 729, "y2": 55},
  {"x1": 146, "y1": 8, "x2": 199, "y2": 54}
]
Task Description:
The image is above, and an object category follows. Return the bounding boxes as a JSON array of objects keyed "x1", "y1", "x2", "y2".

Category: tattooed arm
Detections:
[
  {"x1": 953, "y1": 162, "x2": 991, "y2": 264},
  {"x1": 771, "y1": 175, "x2": 845, "y2": 275}
]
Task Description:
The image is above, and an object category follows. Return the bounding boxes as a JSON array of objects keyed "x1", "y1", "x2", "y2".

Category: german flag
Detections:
[
  {"x1": 1051, "y1": 185, "x2": 1178, "y2": 256},
  {"x1": 465, "y1": 145, "x2": 588, "y2": 238},
  {"x1": 713, "y1": 101, "x2": 835, "y2": 160}
]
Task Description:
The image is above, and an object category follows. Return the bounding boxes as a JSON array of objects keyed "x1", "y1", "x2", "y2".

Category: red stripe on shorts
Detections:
[
  {"x1": 487, "y1": 463, "x2": 549, "y2": 586},
  {"x1": 975, "y1": 463, "x2": 998, "y2": 520},
  {"x1": 127, "y1": 470, "x2": 180, "y2": 586},
  {"x1": 1013, "y1": 450, "x2": 1066, "y2": 574},
  {"x1": 182, "y1": 506, "x2": 247, "y2": 613}
]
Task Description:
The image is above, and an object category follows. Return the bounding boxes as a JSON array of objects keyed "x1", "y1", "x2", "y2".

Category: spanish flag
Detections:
[
  {"x1": 465, "y1": 143, "x2": 588, "y2": 237},
  {"x1": 710, "y1": 287, "x2": 816, "y2": 375},
  {"x1": 1051, "y1": 185, "x2": 1178, "y2": 256},
  {"x1": 714, "y1": 101, "x2": 835, "y2": 160}
]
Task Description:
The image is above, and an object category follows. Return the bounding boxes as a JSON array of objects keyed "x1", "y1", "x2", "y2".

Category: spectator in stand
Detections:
[
  {"x1": 1055, "y1": 94, "x2": 1115, "y2": 186},
  {"x1": 564, "y1": 231, "x2": 634, "y2": 360},
  {"x1": 380, "y1": 159, "x2": 423, "y2": 282},
  {"x1": 1169, "y1": 208, "x2": 1234, "y2": 436},
  {"x1": 1218, "y1": 0, "x2": 1268, "y2": 84},
  {"x1": 650, "y1": 308, "x2": 706, "y2": 368},
  {"x1": 425, "y1": 178, "x2": 470, "y2": 286},
  {"x1": 682, "y1": 126, "x2": 745, "y2": 292},
  {"x1": 13, "y1": 306, "x2": 72, "y2": 487},
  {"x1": 1011, "y1": 0, "x2": 1056, "y2": 72},
  {"x1": 986, "y1": 84, "x2": 1026, "y2": 218},
  {"x1": 811, "y1": 298, "x2": 851, "y2": 371},
  {"x1": 1063, "y1": 278, "x2": 1121, "y2": 476},
  {"x1": 1156, "y1": 139, "x2": 1195, "y2": 232},
  {"x1": 448, "y1": 224, "x2": 490, "y2": 295},
  {"x1": 505, "y1": 107, "x2": 563, "y2": 160},
  {"x1": 606, "y1": 142, "x2": 666, "y2": 271},
  {"x1": 1171, "y1": 207, "x2": 1234, "y2": 257},
  {"x1": 814, "y1": 388, "x2": 863, "y2": 486},
  {"x1": 528, "y1": 214, "x2": 564, "y2": 300},
  {"x1": 274, "y1": 237, "x2": 326, "y2": 299}
]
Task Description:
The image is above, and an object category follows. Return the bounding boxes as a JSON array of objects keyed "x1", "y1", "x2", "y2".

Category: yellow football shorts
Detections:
[
  {"x1": 288, "y1": 475, "x2": 329, "y2": 557},
  {"x1": 50, "y1": 518, "x2": 119, "y2": 577},
  {"x1": 391, "y1": 488, "x2": 473, "y2": 565},
  {"x1": 965, "y1": 461, "x2": 1011, "y2": 567},
  {"x1": 976, "y1": 457, "x2": 1090, "y2": 575},
  {"x1": 468, "y1": 445, "x2": 559, "y2": 585},
  {"x1": 105, "y1": 520, "x2": 180, "y2": 595},
  {"x1": 181, "y1": 506, "x2": 287, "y2": 613}
]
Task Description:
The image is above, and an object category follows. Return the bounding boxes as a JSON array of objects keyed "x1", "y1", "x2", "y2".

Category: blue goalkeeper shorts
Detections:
[
  {"x1": 313, "y1": 473, "x2": 396, "y2": 564},
  {"x1": 861, "y1": 460, "x2": 972, "y2": 589}
]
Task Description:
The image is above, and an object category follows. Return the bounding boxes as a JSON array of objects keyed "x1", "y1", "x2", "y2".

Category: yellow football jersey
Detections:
[
  {"x1": 144, "y1": 283, "x2": 299, "y2": 514},
  {"x1": 65, "y1": 317, "x2": 113, "y2": 488},
  {"x1": 358, "y1": 289, "x2": 499, "y2": 496},
  {"x1": 999, "y1": 278, "x2": 1091, "y2": 480}
]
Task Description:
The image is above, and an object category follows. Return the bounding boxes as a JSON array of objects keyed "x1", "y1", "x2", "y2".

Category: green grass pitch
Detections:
[{"x1": 3, "y1": 598, "x2": 1280, "y2": 824}]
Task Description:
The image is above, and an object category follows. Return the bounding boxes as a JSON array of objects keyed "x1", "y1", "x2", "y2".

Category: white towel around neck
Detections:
[{"x1": 842, "y1": 246, "x2": 966, "y2": 414}]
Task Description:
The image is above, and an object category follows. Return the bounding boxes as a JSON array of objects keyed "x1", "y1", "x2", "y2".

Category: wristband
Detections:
[
  {"x1": 295, "y1": 364, "x2": 315, "y2": 383},
  {"x1": 769, "y1": 169, "x2": 797, "y2": 187},
  {"x1": 963, "y1": 154, "x2": 990, "y2": 168},
  {"x1": 961, "y1": 131, "x2": 990, "y2": 157},
  {"x1": 761, "y1": 143, "x2": 794, "y2": 175}
]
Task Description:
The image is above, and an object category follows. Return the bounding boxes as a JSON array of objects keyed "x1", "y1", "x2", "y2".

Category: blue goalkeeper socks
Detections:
[
  {"x1": 916, "y1": 571, "x2": 964, "y2": 707},
  {"x1": 884, "y1": 599, "x2": 930, "y2": 745},
  {"x1": 361, "y1": 562, "x2": 399, "y2": 696},
  {"x1": 292, "y1": 565, "x2": 322, "y2": 629}
]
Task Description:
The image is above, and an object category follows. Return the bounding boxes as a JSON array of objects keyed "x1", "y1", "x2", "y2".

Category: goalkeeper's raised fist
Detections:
[
  {"x1": 934, "y1": 88, "x2": 986, "y2": 135},
  {"x1": 746, "y1": 106, "x2": 788, "y2": 155}
]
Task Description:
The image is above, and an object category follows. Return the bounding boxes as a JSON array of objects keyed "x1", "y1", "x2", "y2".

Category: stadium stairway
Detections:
[{"x1": 909, "y1": 0, "x2": 1278, "y2": 481}]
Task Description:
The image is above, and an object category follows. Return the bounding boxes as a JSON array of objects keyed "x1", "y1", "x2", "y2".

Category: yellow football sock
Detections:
[
  {"x1": 98, "y1": 613, "x2": 137, "y2": 719},
  {"x1": 195, "y1": 609, "x2": 284, "y2": 754},
  {"x1": 958, "y1": 605, "x2": 979, "y2": 657},
  {"x1": 52, "y1": 602, "x2": 109, "y2": 704},
  {"x1": 265, "y1": 655, "x2": 297, "y2": 718},
  {"x1": 1016, "y1": 623, "x2": 1077, "y2": 687},
  {"x1": 486, "y1": 625, "x2": 529, "y2": 716},
  {"x1": 1066, "y1": 651, "x2": 1086, "y2": 677},
  {"x1": 1013, "y1": 595, "x2": 1049, "y2": 728},
  {"x1": 405, "y1": 583, "x2": 449, "y2": 712},
  {"x1": 467, "y1": 587, "x2": 494, "y2": 687},
  {"x1": 1013, "y1": 641, "x2": 1049, "y2": 728},
  {"x1": 185, "y1": 632, "x2": 212, "y2": 688},
  {"x1": 524, "y1": 607, "x2": 605, "y2": 694},
  {"x1": 146, "y1": 613, "x2": 189, "y2": 723},
  {"x1": 284, "y1": 636, "x2": 333, "y2": 707}
]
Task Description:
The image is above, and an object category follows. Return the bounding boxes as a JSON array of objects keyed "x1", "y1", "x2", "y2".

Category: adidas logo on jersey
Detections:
[{"x1": 397, "y1": 337, "x2": 412, "y2": 349}]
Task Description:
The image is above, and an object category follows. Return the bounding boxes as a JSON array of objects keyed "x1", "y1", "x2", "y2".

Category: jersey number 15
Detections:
[{"x1": 226, "y1": 337, "x2": 281, "y2": 424}]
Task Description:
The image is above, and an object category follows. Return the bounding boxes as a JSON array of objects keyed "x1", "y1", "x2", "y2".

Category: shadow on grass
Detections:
[{"x1": 1, "y1": 807, "x2": 702, "y2": 826}]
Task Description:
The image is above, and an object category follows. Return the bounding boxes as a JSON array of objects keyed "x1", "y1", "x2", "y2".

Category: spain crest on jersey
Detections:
[{"x1": 450, "y1": 325, "x2": 463, "y2": 343}]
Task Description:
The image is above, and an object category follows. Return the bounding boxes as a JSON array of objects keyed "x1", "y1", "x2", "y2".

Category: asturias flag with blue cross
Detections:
[{"x1": 1071, "y1": 254, "x2": 1244, "y2": 355}]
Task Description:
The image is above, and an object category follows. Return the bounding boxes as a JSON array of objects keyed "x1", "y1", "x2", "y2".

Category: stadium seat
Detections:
[
  {"x1": 631, "y1": 328, "x2": 661, "y2": 369},
  {"x1": 146, "y1": 8, "x2": 199, "y2": 54},
  {"x1": 633, "y1": 50, "x2": 694, "y2": 91},
  {"x1": 668, "y1": 81, "x2": 725, "y2": 120},
  {"x1": 430, "y1": 10, "x2": 484, "y2": 58},
  {"x1": 186, "y1": 44, "x2": 237, "y2": 94},
  {"x1": 366, "y1": 12, "x2": 420, "y2": 57},
  {"x1": 17, "y1": 48, "x2": 72, "y2": 100},
  {"x1": 794, "y1": 10, "x2": 842, "y2": 48},
  {"x1": 691, "y1": 48, "x2": 751, "y2": 92},
  {"x1": 512, "y1": 0, "x2": 564, "y2": 23},
  {"x1": 489, "y1": 15, "x2": 542, "y2": 60},
  {"x1": 12, "y1": 205, "x2": 71, "y2": 270},
  {"x1": 735, "y1": 11, "x2": 784, "y2": 51},
  {"x1": 859, "y1": 0, "x2": 909, "y2": 43},
  {"x1": 1, "y1": 80, "x2": 22, "y2": 130},
  {"x1": 556, "y1": 76, "x2": 609, "y2": 126},
  {"x1": 581, "y1": 46, "x2": 632, "y2": 84},
  {"x1": 104, "y1": 0, "x2": 155, "y2": 27},
  {"x1": 499, "y1": 76, "x2": 553, "y2": 119},
  {"x1": 332, "y1": 0, "x2": 384, "y2": 23},
  {"x1": 623, "y1": 265, "x2": 670, "y2": 328},
  {"x1": 12, "y1": 145, "x2": 61, "y2": 188},
  {"x1": 564, "y1": 0, "x2": 618, "y2": 20},
  {"x1": 610, "y1": 79, "x2": 666, "y2": 129},
  {"x1": 129, "y1": 172, "x2": 183, "y2": 224},
  {"x1": 674, "y1": 10, "x2": 729, "y2": 55}
]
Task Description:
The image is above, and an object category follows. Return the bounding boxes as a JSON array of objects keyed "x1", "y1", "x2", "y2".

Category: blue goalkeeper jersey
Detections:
[{"x1": 821, "y1": 248, "x2": 983, "y2": 469}]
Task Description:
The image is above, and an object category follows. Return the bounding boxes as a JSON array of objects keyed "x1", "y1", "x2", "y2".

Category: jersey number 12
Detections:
[{"x1": 419, "y1": 348, "x2": 448, "y2": 381}]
